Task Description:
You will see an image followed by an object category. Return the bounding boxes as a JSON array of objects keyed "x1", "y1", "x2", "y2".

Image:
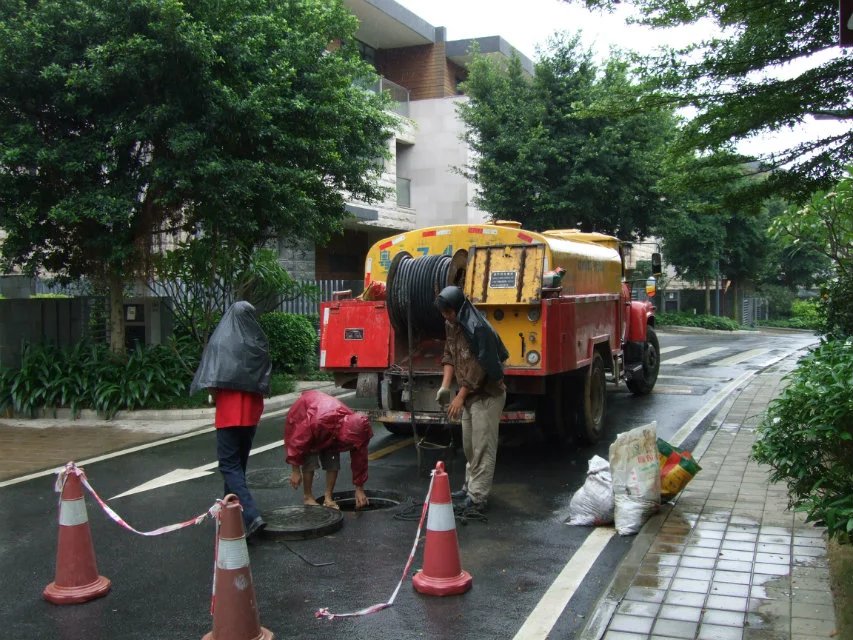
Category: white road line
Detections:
[
  {"x1": 668, "y1": 370, "x2": 755, "y2": 446},
  {"x1": 659, "y1": 345, "x2": 687, "y2": 354},
  {"x1": 711, "y1": 348, "x2": 771, "y2": 366},
  {"x1": 513, "y1": 528, "x2": 616, "y2": 640},
  {"x1": 664, "y1": 346, "x2": 726, "y2": 365}
]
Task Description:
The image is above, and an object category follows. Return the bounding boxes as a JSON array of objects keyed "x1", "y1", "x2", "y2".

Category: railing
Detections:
[
  {"x1": 368, "y1": 77, "x2": 410, "y2": 116},
  {"x1": 278, "y1": 279, "x2": 366, "y2": 316},
  {"x1": 396, "y1": 177, "x2": 411, "y2": 208}
]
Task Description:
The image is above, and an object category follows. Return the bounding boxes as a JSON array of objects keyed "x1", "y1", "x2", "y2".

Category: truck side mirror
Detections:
[{"x1": 651, "y1": 252, "x2": 663, "y2": 277}]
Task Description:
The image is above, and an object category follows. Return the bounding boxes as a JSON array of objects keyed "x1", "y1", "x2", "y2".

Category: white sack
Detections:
[
  {"x1": 568, "y1": 455, "x2": 614, "y2": 526},
  {"x1": 609, "y1": 422, "x2": 661, "y2": 536}
]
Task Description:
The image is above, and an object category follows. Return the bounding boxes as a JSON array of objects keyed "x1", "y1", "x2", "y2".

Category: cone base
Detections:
[
  {"x1": 43, "y1": 575, "x2": 111, "y2": 605},
  {"x1": 202, "y1": 626, "x2": 274, "y2": 640},
  {"x1": 413, "y1": 569, "x2": 472, "y2": 596}
]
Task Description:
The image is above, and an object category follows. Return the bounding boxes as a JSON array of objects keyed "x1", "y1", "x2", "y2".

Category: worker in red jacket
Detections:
[{"x1": 284, "y1": 390, "x2": 373, "y2": 509}]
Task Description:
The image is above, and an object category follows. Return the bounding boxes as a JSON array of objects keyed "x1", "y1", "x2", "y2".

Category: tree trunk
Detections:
[
  {"x1": 109, "y1": 273, "x2": 125, "y2": 354},
  {"x1": 704, "y1": 278, "x2": 711, "y2": 315}
]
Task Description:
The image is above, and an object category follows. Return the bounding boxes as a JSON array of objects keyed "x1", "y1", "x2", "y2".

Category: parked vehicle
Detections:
[{"x1": 319, "y1": 222, "x2": 661, "y2": 445}]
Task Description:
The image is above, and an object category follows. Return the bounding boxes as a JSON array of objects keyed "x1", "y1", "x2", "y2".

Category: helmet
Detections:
[{"x1": 435, "y1": 285, "x2": 465, "y2": 313}]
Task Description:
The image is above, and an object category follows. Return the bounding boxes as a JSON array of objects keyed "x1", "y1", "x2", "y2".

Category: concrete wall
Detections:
[{"x1": 407, "y1": 96, "x2": 488, "y2": 227}]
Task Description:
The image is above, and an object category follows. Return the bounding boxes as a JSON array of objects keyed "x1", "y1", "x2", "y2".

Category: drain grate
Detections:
[
  {"x1": 260, "y1": 505, "x2": 343, "y2": 540},
  {"x1": 318, "y1": 489, "x2": 405, "y2": 512}
]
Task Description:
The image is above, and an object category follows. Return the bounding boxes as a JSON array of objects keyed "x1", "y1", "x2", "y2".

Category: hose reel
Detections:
[{"x1": 386, "y1": 252, "x2": 453, "y2": 339}]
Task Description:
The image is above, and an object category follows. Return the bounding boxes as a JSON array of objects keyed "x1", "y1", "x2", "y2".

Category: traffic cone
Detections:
[
  {"x1": 43, "y1": 465, "x2": 111, "y2": 605},
  {"x1": 412, "y1": 461, "x2": 473, "y2": 596},
  {"x1": 203, "y1": 494, "x2": 273, "y2": 640}
]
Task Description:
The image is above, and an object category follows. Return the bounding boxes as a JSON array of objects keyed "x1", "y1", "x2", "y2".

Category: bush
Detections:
[
  {"x1": 819, "y1": 272, "x2": 853, "y2": 339},
  {"x1": 758, "y1": 284, "x2": 797, "y2": 320},
  {"x1": 258, "y1": 312, "x2": 318, "y2": 374},
  {"x1": 4, "y1": 337, "x2": 199, "y2": 418},
  {"x1": 656, "y1": 312, "x2": 741, "y2": 331},
  {"x1": 752, "y1": 339, "x2": 853, "y2": 540}
]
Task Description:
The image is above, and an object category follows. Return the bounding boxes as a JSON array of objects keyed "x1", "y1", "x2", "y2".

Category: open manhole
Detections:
[
  {"x1": 246, "y1": 468, "x2": 290, "y2": 489},
  {"x1": 260, "y1": 505, "x2": 343, "y2": 540},
  {"x1": 318, "y1": 489, "x2": 405, "y2": 512}
]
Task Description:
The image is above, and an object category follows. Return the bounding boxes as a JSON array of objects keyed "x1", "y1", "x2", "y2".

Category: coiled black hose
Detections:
[{"x1": 387, "y1": 253, "x2": 452, "y2": 339}]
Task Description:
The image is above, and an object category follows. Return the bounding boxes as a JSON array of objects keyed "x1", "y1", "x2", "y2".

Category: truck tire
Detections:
[
  {"x1": 384, "y1": 423, "x2": 414, "y2": 436},
  {"x1": 575, "y1": 352, "x2": 606, "y2": 445},
  {"x1": 626, "y1": 326, "x2": 660, "y2": 396}
]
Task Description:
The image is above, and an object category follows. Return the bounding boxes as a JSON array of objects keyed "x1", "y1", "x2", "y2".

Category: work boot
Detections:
[
  {"x1": 462, "y1": 496, "x2": 488, "y2": 513},
  {"x1": 451, "y1": 488, "x2": 468, "y2": 500}
]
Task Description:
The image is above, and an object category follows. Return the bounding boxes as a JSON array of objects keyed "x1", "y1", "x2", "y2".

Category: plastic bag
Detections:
[
  {"x1": 610, "y1": 422, "x2": 661, "y2": 536},
  {"x1": 190, "y1": 301, "x2": 271, "y2": 395},
  {"x1": 568, "y1": 455, "x2": 614, "y2": 526},
  {"x1": 657, "y1": 438, "x2": 701, "y2": 500}
]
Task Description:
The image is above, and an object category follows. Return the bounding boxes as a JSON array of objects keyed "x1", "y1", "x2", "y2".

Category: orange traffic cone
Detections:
[
  {"x1": 43, "y1": 465, "x2": 111, "y2": 605},
  {"x1": 412, "y1": 461, "x2": 473, "y2": 596},
  {"x1": 203, "y1": 494, "x2": 273, "y2": 640}
]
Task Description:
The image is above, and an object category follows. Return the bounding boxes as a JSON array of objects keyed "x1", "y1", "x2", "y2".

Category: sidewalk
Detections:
[
  {"x1": 0, "y1": 380, "x2": 345, "y2": 482},
  {"x1": 581, "y1": 360, "x2": 836, "y2": 640}
]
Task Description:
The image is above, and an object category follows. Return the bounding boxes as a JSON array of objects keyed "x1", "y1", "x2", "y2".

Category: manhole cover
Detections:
[
  {"x1": 318, "y1": 489, "x2": 405, "y2": 512},
  {"x1": 260, "y1": 505, "x2": 343, "y2": 540},
  {"x1": 246, "y1": 468, "x2": 290, "y2": 489}
]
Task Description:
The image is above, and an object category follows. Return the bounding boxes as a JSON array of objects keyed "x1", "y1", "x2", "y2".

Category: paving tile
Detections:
[
  {"x1": 722, "y1": 540, "x2": 757, "y2": 552},
  {"x1": 680, "y1": 556, "x2": 716, "y2": 569},
  {"x1": 697, "y1": 622, "x2": 744, "y2": 640},
  {"x1": 724, "y1": 531, "x2": 758, "y2": 543},
  {"x1": 706, "y1": 594, "x2": 749, "y2": 611},
  {"x1": 604, "y1": 632, "x2": 648, "y2": 640},
  {"x1": 633, "y1": 574, "x2": 673, "y2": 590},
  {"x1": 791, "y1": 616, "x2": 837, "y2": 636},
  {"x1": 756, "y1": 543, "x2": 790, "y2": 554},
  {"x1": 789, "y1": 588, "x2": 832, "y2": 606},
  {"x1": 670, "y1": 577, "x2": 710, "y2": 594},
  {"x1": 638, "y1": 563, "x2": 677, "y2": 578},
  {"x1": 617, "y1": 599, "x2": 661, "y2": 617},
  {"x1": 710, "y1": 581, "x2": 750, "y2": 597},
  {"x1": 625, "y1": 587, "x2": 667, "y2": 603},
  {"x1": 684, "y1": 545, "x2": 719, "y2": 559},
  {"x1": 791, "y1": 602, "x2": 835, "y2": 621},
  {"x1": 674, "y1": 566, "x2": 713, "y2": 582},
  {"x1": 754, "y1": 552, "x2": 790, "y2": 565},
  {"x1": 610, "y1": 613, "x2": 654, "y2": 634},
  {"x1": 717, "y1": 559, "x2": 754, "y2": 573},
  {"x1": 652, "y1": 618, "x2": 698, "y2": 639},
  {"x1": 742, "y1": 629, "x2": 790, "y2": 640},
  {"x1": 713, "y1": 570, "x2": 752, "y2": 585},
  {"x1": 659, "y1": 604, "x2": 703, "y2": 622},
  {"x1": 702, "y1": 608, "x2": 746, "y2": 627},
  {"x1": 753, "y1": 563, "x2": 789, "y2": 576},
  {"x1": 792, "y1": 545, "x2": 825, "y2": 557},
  {"x1": 718, "y1": 549, "x2": 755, "y2": 562},
  {"x1": 663, "y1": 590, "x2": 706, "y2": 608}
]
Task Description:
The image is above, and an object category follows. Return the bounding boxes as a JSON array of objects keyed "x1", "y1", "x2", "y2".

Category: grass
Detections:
[{"x1": 829, "y1": 538, "x2": 853, "y2": 639}]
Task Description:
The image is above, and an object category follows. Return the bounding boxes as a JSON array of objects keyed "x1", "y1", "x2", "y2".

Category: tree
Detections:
[
  {"x1": 567, "y1": 0, "x2": 853, "y2": 203},
  {"x1": 0, "y1": 0, "x2": 395, "y2": 352},
  {"x1": 458, "y1": 35, "x2": 678, "y2": 239}
]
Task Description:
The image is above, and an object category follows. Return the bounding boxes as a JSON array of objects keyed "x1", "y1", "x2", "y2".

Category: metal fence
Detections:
[
  {"x1": 278, "y1": 279, "x2": 365, "y2": 316},
  {"x1": 742, "y1": 297, "x2": 769, "y2": 326}
]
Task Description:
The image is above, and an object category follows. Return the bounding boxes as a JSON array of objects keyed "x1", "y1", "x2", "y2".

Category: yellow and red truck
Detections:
[{"x1": 319, "y1": 222, "x2": 661, "y2": 445}]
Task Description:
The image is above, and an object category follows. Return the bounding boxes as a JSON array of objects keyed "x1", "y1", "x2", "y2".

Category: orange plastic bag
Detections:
[{"x1": 657, "y1": 438, "x2": 701, "y2": 500}]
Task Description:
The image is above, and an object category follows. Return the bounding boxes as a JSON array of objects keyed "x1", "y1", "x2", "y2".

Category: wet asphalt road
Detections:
[{"x1": 0, "y1": 329, "x2": 817, "y2": 639}]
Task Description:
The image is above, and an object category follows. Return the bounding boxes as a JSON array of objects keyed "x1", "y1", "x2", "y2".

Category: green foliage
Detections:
[
  {"x1": 458, "y1": 36, "x2": 676, "y2": 239},
  {"x1": 656, "y1": 312, "x2": 741, "y2": 331},
  {"x1": 30, "y1": 293, "x2": 71, "y2": 299},
  {"x1": 258, "y1": 312, "x2": 318, "y2": 374},
  {"x1": 568, "y1": 0, "x2": 852, "y2": 202},
  {"x1": 756, "y1": 284, "x2": 796, "y2": 320},
  {"x1": 0, "y1": 0, "x2": 394, "y2": 346},
  {"x1": 752, "y1": 340, "x2": 853, "y2": 540},
  {"x1": 4, "y1": 338, "x2": 199, "y2": 418},
  {"x1": 819, "y1": 274, "x2": 853, "y2": 340}
]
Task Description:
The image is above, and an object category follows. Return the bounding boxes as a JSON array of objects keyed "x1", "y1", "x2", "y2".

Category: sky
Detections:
[{"x1": 393, "y1": 0, "x2": 847, "y2": 161}]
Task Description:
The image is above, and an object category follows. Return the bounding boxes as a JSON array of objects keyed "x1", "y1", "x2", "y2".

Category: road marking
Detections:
[
  {"x1": 659, "y1": 345, "x2": 686, "y2": 354},
  {"x1": 110, "y1": 467, "x2": 216, "y2": 499},
  {"x1": 368, "y1": 437, "x2": 414, "y2": 461},
  {"x1": 513, "y1": 528, "x2": 616, "y2": 640},
  {"x1": 668, "y1": 370, "x2": 755, "y2": 446},
  {"x1": 664, "y1": 346, "x2": 726, "y2": 365},
  {"x1": 711, "y1": 348, "x2": 770, "y2": 366},
  {"x1": 652, "y1": 385, "x2": 694, "y2": 395}
]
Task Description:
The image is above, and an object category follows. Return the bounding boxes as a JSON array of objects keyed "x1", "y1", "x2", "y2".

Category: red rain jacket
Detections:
[{"x1": 284, "y1": 390, "x2": 373, "y2": 487}]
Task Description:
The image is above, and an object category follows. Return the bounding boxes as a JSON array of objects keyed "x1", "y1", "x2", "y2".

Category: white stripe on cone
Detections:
[
  {"x1": 217, "y1": 538, "x2": 250, "y2": 570},
  {"x1": 426, "y1": 502, "x2": 455, "y2": 532},
  {"x1": 58, "y1": 497, "x2": 88, "y2": 527}
]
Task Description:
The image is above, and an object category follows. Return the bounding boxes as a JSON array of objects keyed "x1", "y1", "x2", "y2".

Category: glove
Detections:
[{"x1": 436, "y1": 387, "x2": 452, "y2": 405}]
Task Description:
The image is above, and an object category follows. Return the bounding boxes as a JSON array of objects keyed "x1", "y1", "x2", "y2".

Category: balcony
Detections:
[{"x1": 369, "y1": 77, "x2": 410, "y2": 117}]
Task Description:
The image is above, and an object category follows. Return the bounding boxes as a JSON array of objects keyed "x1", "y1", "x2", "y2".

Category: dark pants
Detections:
[{"x1": 216, "y1": 426, "x2": 260, "y2": 530}]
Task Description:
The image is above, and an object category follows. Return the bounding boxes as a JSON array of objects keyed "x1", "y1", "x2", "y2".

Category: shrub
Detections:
[
  {"x1": 656, "y1": 312, "x2": 741, "y2": 331},
  {"x1": 757, "y1": 284, "x2": 796, "y2": 320},
  {"x1": 258, "y1": 312, "x2": 318, "y2": 374},
  {"x1": 819, "y1": 272, "x2": 853, "y2": 339},
  {"x1": 752, "y1": 339, "x2": 853, "y2": 540}
]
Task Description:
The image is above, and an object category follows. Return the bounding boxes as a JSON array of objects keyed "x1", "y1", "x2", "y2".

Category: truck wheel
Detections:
[
  {"x1": 575, "y1": 352, "x2": 606, "y2": 445},
  {"x1": 626, "y1": 326, "x2": 660, "y2": 396}
]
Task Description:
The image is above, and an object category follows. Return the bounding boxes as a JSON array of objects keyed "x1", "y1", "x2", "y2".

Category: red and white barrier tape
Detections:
[
  {"x1": 55, "y1": 462, "x2": 221, "y2": 537},
  {"x1": 315, "y1": 469, "x2": 436, "y2": 620}
]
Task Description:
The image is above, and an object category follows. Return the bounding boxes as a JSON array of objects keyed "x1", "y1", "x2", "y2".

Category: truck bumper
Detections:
[{"x1": 374, "y1": 410, "x2": 536, "y2": 425}]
